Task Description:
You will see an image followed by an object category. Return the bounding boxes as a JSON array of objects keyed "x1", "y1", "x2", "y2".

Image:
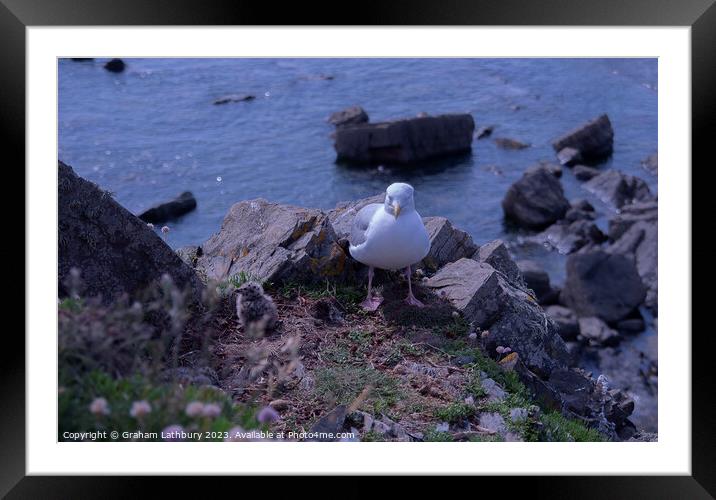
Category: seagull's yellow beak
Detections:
[{"x1": 392, "y1": 201, "x2": 401, "y2": 219}]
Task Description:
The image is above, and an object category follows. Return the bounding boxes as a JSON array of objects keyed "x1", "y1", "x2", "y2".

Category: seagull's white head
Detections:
[{"x1": 384, "y1": 182, "x2": 415, "y2": 219}]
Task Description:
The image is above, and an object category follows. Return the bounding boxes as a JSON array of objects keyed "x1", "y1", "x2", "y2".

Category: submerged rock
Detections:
[
  {"x1": 328, "y1": 106, "x2": 369, "y2": 127},
  {"x1": 212, "y1": 94, "x2": 256, "y2": 105},
  {"x1": 425, "y1": 257, "x2": 569, "y2": 377},
  {"x1": 494, "y1": 137, "x2": 530, "y2": 150},
  {"x1": 561, "y1": 250, "x2": 646, "y2": 323},
  {"x1": 334, "y1": 113, "x2": 475, "y2": 164},
  {"x1": 502, "y1": 165, "x2": 570, "y2": 229},
  {"x1": 58, "y1": 161, "x2": 202, "y2": 303},
  {"x1": 139, "y1": 191, "x2": 197, "y2": 224},
  {"x1": 195, "y1": 199, "x2": 348, "y2": 284},
  {"x1": 552, "y1": 114, "x2": 614, "y2": 164},
  {"x1": 584, "y1": 170, "x2": 654, "y2": 209},
  {"x1": 573, "y1": 164, "x2": 601, "y2": 181}
]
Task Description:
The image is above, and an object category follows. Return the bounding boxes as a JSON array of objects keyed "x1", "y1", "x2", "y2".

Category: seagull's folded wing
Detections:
[{"x1": 349, "y1": 203, "x2": 382, "y2": 247}]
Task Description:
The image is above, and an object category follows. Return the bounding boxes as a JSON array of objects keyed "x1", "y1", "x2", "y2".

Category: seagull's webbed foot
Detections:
[
  {"x1": 361, "y1": 295, "x2": 383, "y2": 311},
  {"x1": 405, "y1": 293, "x2": 424, "y2": 308}
]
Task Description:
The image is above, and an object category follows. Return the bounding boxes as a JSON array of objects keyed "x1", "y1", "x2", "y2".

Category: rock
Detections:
[
  {"x1": 562, "y1": 251, "x2": 646, "y2": 323},
  {"x1": 516, "y1": 260, "x2": 553, "y2": 303},
  {"x1": 641, "y1": 153, "x2": 658, "y2": 176},
  {"x1": 571, "y1": 199, "x2": 595, "y2": 213},
  {"x1": 481, "y1": 378, "x2": 506, "y2": 402},
  {"x1": 176, "y1": 245, "x2": 202, "y2": 267},
  {"x1": 616, "y1": 318, "x2": 645, "y2": 334},
  {"x1": 308, "y1": 405, "x2": 347, "y2": 442},
  {"x1": 573, "y1": 165, "x2": 601, "y2": 181},
  {"x1": 545, "y1": 305, "x2": 580, "y2": 341},
  {"x1": 547, "y1": 368, "x2": 594, "y2": 416},
  {"x1": 213, "y1": 94, "x2": 256, "y2": 105},
  {"x1": 334, "y1": 113, "x2": 474, "y2": 164},
  {"x1": 607, "y1": 216, "x2": 657, "y2": 313},
  {"x1": 425, "y1": 258, "x2": 569, "y2": 377},
  {"x1": 328, "y1": 106, "x2": 369, "y2": 127},
  {"x1": 584, "y1": 170, "x2": 654, "y2": 209},
  {"x1": 556, "y1": 147, "x2": 582, "y2": 166},
  {"x1": 578, "y1": 317, "x2": 621, "y2": 346},
  {"x1": 607, "y1": 200, "x2": 657, "y2": 241},
  {"x1": 327, "y1": 194, "x2": 385, "y2": 241},
  {"x1": 479, "y1": 412, "x2": 507, "y2": 434},
  {"x1": 139, "y1": 191, "x2": 197, "y2": 224},
  {"x1": 527, "y1": 162, "x2": 562, "y2": 178},
  {"x1": 195, "y1": 199, "x2": 348, "y2": 284},
  {"x1": 534, "y1": 218, "x2": 607, "y2": 254},
  {"x1": 421, "y1": 217, "x2": 479, "y2": 271},
  {"x1": 58, "y1": 161, "x2": 203, "y2": 303},
  {"x1": 104, "y1": 58, "x2": 126, "y2": 73},
  {"x1": 494, "y1": 137, "x2": 530, "y2": 150},
  {"x1": 552, "y1": 114, "x2": 614, "y2": 164},
  {"x1": 474, "y1": 125, "x2": 494, "y2": 139},
  {"x1": 70, "y1": 58, "x2": 94, "y2": 62},
  {"x1": 502, "y1": 166, "x2": 570, "y2": 229},
  {"x1": 510, "y1": 408, "x2": 528, "y2": 423},
  {"x1": 475, "y1": 240, "x2": 521, "y2": 284}
]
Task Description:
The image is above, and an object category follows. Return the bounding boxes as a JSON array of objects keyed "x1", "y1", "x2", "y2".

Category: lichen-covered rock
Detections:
[
  {"x1": 562, "y1": 251, "x2": 646, "y2": 323},
  {"x1": 552, "y1": 114, "x2": 614, "y2": 164},
  {"x1": 502, "y1": 166, "x2": 570, "y2": 229},
  {"x1": 584, "y1": 170, "x2": 654, "y2": 209},
  {"x1": 334, "y1": 113, "x2": 475, "y2": 164},
  {"x1": 425, "y1": 258, "x2": 569, "y2": 377},
  {"x1": 195, "y1": 199, "x2": 348, "y2": 284},
  {"x1": 475, "y1": 240, "x2": 522, "y2": 284},
  {"x1": 58, "y1": 161, "x2": 203, "y2": 303},
  {"x1": 421, "y1": 217, "x2": 478, "y2": 271}
]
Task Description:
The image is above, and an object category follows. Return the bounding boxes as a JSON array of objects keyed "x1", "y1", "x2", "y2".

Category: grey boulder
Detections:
[
  {"x1": 334, "y1": 113, "x2": 475, "y2": 164},
  {"x1": 195, "y1": 199, "x2": 349, "y2": 284},
  {"x1": 578, "y1": 316, "x2": 621, "y2": 346},
  {"x1": 562, "y1": 251, "x2": 646, "y2": 323},
  {"x1": 425, "y1": 257, "x2": 569, "y2": 377},
  {"x1": 421, "y1": 217, "x2": 478, "y2": 271},
  {"x1": 475, "y1": 240, "x2": 522, "y2": 284},
  {"x1": 584, "y1": 170, "x2": 654, "y2": 209},
  {"x1": 502, "y1": 166, "x2": 571, "y2": 229},
  {"x1": 552, "y1": 114, "x2": 614, "y2": 164}
]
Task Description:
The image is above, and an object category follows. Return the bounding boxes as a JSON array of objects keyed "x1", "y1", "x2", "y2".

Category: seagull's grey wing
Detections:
[{"x1": 349, "y1": 203, "x2": 382, "y2": 247}]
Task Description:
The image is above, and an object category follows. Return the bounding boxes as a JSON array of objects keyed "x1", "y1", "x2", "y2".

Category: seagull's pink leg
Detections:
[
  {"x1": 405, "y1": 265, "x2": 424, "y2": 307},
  {"x1": 361, "y1": 266, "x2": 383, "y2": 311}
]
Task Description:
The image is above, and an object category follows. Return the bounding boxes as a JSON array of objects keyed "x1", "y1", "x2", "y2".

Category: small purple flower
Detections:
[
  {"x1": 129, "y1": 400, "x2": 151, "y2": 418},
  {"x1": 185, "y1": 401, "x2": 204, "y2": 418},
  {"x1": 89, "y1": 397, "x2": 110, "y2": 416},
  {"x1": 496, "y1": 346, "x2": 505, "y2": 354},
  {"x1": 161, "y1": 225, "x2": 170, "y2": 234},
  {"x1": 162, "y1": 424, "x2": 185, "y2": 441},
  {"x1": 257, "y1": 406, "x2": 280, "y2": 424}
]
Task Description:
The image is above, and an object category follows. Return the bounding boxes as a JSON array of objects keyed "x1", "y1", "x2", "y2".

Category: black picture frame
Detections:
[{"x1": 4, "y1": 0, "x2": 712, "y2": 496}]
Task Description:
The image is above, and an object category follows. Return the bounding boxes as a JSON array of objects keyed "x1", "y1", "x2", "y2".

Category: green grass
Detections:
[
  {"x1": 423, "y1": 428, "x2": 454, "y2": 442},
  {"x1": 313, "y1": 365, "x2": 402, "y2": 415},
  {"x1": 541, "y1": 411, "x2": 605, "y2": 442},
  {"x1": 272, "y1": 280, "x2": 364, "y2": 313},
  {"x1": 59, "y1": 370, "x2": 258, "y2": 441},
  {"x1": 320, "y1": 330, "x2": 373, "y2": 364},
  {"x1": 434, "y1": 402, "x2": 476, "y2": 423}
]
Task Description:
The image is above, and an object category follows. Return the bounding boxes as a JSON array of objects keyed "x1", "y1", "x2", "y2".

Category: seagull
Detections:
[{"x1": 349, "y1": 182, "x2": 431, "y2": 310}]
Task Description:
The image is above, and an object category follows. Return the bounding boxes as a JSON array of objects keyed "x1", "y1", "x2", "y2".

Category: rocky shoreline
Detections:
[{"x1": 59, "y1": 131, "x2": 657, "y2": 439}]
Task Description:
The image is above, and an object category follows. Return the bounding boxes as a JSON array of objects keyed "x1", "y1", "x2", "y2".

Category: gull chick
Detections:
[
  {"x1": 236, "y1": 282, "x2": 278, "y2": 333},
  {"x1": 349, "y1": 182, "x2": 431, "y2": 311}
]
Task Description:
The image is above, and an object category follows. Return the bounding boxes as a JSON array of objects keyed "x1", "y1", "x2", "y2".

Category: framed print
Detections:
[{"x1": 4, "y1": 0, "x2": 713, "y2": 495}]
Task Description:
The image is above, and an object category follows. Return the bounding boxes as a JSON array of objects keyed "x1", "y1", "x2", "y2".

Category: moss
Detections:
[
  {"x1": 541, "y1": 411, "x2": 604, "y2": 442},
  {"x1": 434, "y1": 402, "x2": 476, "y2": 423},
  {"x1": 313, "y1": 365, "x2": 402, "y2": 415},
  {"x1": 423, "y1": 428, "x2": 454, "y2": 442}
]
